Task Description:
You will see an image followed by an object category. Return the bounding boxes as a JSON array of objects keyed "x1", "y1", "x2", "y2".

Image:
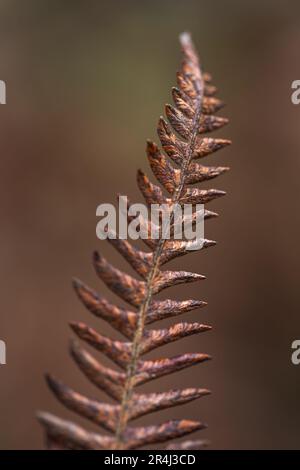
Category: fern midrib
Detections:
[{"x1": 115, "y1": 74, "x2": 204, "y2": 449}]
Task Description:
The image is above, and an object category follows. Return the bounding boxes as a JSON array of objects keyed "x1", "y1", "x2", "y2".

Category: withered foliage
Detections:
[{"x1": 38, "y1": 33, "x2": 230, "y2": 450}]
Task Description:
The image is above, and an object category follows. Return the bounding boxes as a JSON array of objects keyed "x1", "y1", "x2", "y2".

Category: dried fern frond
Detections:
[{"x1": 38, "y1": 32, "x2": 230, "y2": 450}]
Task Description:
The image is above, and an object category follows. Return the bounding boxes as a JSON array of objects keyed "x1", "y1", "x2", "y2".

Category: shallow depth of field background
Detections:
[{"x1": 0, "y1": 0, "x2": 300, "y2": 449}]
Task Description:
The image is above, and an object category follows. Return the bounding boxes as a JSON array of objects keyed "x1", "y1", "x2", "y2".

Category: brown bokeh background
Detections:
[{"x1": 0, "y1": 0, "x2": 300, "y2": 449}]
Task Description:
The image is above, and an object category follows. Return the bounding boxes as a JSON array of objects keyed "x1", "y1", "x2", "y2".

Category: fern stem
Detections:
[{"x1": 115, "y1": 60, "x2": 204, "y2": 448}]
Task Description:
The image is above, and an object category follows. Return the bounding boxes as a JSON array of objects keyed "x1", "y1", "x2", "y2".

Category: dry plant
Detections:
[{"x1": 37, "y1": 32, "x2": 230, "y2": 450}]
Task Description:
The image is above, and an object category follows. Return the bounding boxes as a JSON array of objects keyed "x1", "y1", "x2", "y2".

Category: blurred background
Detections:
[{"x1": 0, "y1": 0, "x2": 300, "y2": 449}]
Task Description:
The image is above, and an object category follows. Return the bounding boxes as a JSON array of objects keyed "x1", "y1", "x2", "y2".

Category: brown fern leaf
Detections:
[{"x1": 37, "y1": 32, "x2": 231, "y2": 450}]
